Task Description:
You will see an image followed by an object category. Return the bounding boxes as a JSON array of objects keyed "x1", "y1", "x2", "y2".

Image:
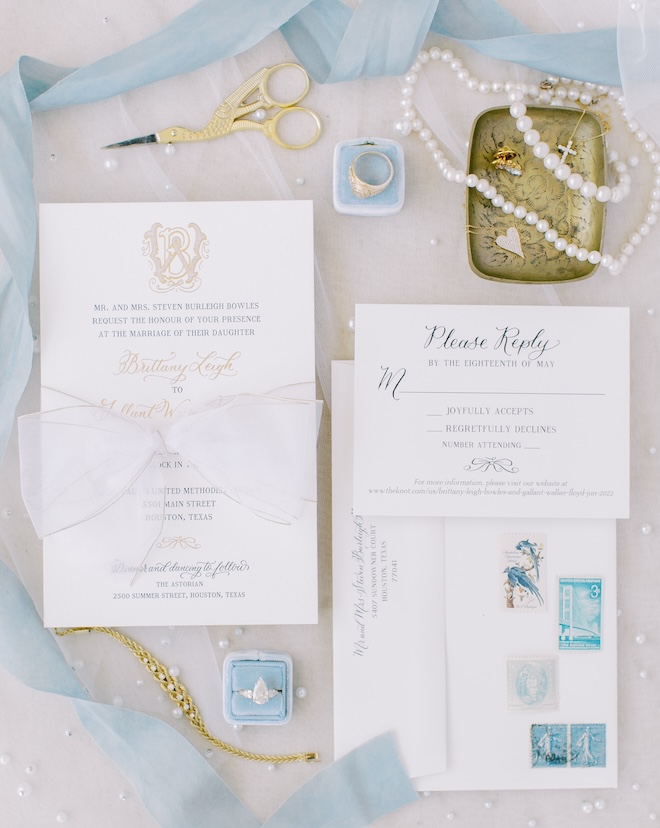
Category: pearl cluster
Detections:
[{"x1": 394, "y1": 45, "x2": 660, "y2": 275}]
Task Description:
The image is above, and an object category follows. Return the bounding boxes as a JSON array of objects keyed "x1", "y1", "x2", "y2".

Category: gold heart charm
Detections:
[{"x1": 495, "y1": 226, "x2": 525, "y2": 259}]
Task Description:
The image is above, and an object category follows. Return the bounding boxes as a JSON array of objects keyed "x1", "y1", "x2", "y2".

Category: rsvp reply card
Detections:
[
  {"x1": 353, "y1": 304, "x2": 629, "y2": 519},
  {"x1": 36, "y1": 201, "x2": 317, "y2": 627}
]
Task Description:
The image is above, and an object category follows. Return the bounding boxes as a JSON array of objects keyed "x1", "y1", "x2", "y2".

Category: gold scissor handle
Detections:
[
  {"x1": 230, "y1": 106, "x2": 322, "y2": 150},
  {"x1": 258, "y1": 63, "x2": 311, "y2": 109}
]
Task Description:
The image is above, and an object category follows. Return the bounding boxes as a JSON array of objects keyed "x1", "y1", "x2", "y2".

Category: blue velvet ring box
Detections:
[
  {"x1": 333, "y1": 137, "x2": 405, "y2": 216},
  {"x1": 223, "y1": 650, "x2": 293, "y2": 726}
]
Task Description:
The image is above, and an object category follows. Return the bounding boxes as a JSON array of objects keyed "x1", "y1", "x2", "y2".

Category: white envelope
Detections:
[{"x1": 332, "y1": 361, "x2": 447, "y2": 781}]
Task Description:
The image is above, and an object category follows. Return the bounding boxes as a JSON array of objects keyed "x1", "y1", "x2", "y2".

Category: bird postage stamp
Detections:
[
  {"x1": 502, "y1": 534, "x2": 546, "y2": 611},
  {"x1": 506, "y1": 657, "x2": 558, "y2": 711},
  {"x1": 558, "y1": 577, "x2": 602, "y2": 650}
]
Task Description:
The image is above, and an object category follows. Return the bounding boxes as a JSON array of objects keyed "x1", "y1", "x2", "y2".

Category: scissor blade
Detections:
[{"x1": 102, "y1": 134, "x2": 159, "y2": 149}]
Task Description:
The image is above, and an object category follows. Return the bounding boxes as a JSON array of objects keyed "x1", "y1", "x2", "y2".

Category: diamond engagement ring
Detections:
[
  {"x1": 348, "y1": 151, "x2": 394, "y2": 198},
  {"x1": 237, "y1": 676, "x2": 281, "y2": 704}
]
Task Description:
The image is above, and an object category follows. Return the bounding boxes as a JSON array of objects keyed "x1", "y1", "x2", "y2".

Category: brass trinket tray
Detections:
[{"x1": 466, "y1": 106, "x2": 606, "y2": 284}]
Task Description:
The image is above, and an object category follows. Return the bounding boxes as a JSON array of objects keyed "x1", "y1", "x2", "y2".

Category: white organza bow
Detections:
[{"x1": 18, "y1": 393, "x2": 319, "y2": 539}]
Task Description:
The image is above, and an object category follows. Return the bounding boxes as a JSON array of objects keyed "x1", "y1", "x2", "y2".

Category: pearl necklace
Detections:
[{"x1": 394, "y1": 46, "x2": 660, "y2": 275}]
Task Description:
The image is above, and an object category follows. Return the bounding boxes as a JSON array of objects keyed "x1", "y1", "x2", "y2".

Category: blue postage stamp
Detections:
[
  {"x1": 530, "y1": 724, "x2": 568, "y2": 767},
  {"x1": 558, "y1": 578, "x2": 602, "y2": 650},
  {"x1": 570, "y1": 724, "x2": 607, "y2": 767},
  {"x1": 502, "y1": 534, "x2": 546, "y2": 611},
  {"x1": 507, "y1": 657, "x2": 557, "y2": 711}
]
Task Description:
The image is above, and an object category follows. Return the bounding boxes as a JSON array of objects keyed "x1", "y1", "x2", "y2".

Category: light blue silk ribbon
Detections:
[
  {"x1": 0, "y1": 1, "x2": 627, "y2": 824},
  {"x1": 0, "y1": 559, "x2": 417, "y2": 827}
]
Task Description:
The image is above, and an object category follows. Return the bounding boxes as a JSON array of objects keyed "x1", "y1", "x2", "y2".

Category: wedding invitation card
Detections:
[
  {"x1": 30, "y1": 201, "x2": 318, "y2": 627},
  {"x1": 353, "y1": 304, "x2": 629, "y2": 519},
  {"x1": 331, "y1": 362, "x2": 447, "y2": 781}
]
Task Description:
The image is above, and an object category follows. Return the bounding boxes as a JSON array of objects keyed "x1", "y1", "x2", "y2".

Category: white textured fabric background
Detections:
[{"x1": 1, "y1": 1, "x2": 658, "y2": 825}]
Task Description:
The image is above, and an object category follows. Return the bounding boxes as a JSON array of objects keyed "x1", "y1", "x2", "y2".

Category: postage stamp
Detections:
[
  {"x1": 530, "y1": 723, "x2": 568, "y2": 768},
  {"x1": 507, "y1": 657, "x2": 557, "y2": 711},
  {"x1": 570, "y1": 723, "x2": 607, "y2": 767},
  {"x1": 502, "y1": 534, "x2": 546, "y2": 611},
  {"x1": 531, "y1": 723, "x2": 606, "y2": 768},
  {"x1": 558, "y1": 578, "x2": 602, "y2": 650}
]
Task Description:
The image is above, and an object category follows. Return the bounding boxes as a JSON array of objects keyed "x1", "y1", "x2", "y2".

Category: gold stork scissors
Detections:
[{"x1": 103, "y1": 63, "x2": 321, "y2": 151}]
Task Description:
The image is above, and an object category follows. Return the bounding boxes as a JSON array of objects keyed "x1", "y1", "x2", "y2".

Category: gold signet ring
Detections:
[{"x1": 348, "y1": 151, "x2": 395, "y2": 198}]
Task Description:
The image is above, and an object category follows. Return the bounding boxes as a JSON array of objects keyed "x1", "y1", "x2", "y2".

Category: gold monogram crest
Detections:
[{"x1": 143, "y1": 222, "x2": 209, "y2": 293}]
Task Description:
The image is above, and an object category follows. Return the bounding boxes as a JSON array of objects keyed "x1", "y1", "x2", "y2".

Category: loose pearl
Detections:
[
  {"x1": 217, "y1": 638, "x2": 230, "y2": 649},
  {"x1": 103, "y1": 158, "x2": 118, "y2": 172},
  {"x1": 554, "y1": 164, "x2": 571, "y2": 181},
  {"x1": 56, "y1": 813, "x2": 68, "y2": 823},
  {"x1": 513, "y1": 205, "x2": 527, "y2": 219},
  {"x1": 641, "y1": 523, "x2": 652, "y2": 535},
  {"x1": 25, "y1": 764, "x2": 36, "y2": 775},
  {"x1": 640, "y1": 669, "x2": 648, "y2": 679},
  {"x1": 446, "y1": 813, "x2": 455, "y2": 821},
  {"x1": 234, "y1": 627, "x2": 244, "y2": 636},
  {"x1": 0, "y1": 754, "x2": 10, "y2": 765},
  {"x1": 295, "y1": 686, "x2": 307, "y2": 698},
  {"x1": 112, "y1": 696, "x2": 124, "y2": 707},
  {"x1": 484, "y1": 801, "x2": 493, "y2": 809},
  {"x1": 295, "y1": 176, "x2": 305, "y2": 186},
  {"x1": 164, "y1": 144, "x2": 176, "y2": 156},
  {"x1": 430, "y1": 237, "x2": 439, "y2": 247},
  {"x1": 17, "y1": 783, "x2": 32, "y2": 798},
  {"x1": 528, "y1": 821, "x2": 537, "y2": 828},
  {"x1": 567, "y1": 173, "x2": 584, "y2": 190},
  {"x1": 543, "y1": 153, "x2": 560, "y2": 170},
  {"x1": 635, "y1": 632, "x2": 647, "y2": 644},
  {"x1": 632, "y1": 782, "x2": 641, "y2": 791},
  {"x1": 593, "y1": 798, "x2": 606, "y2": 811},
  {"x1": 533, "y1": 141, "x2": 550, "y2": 158},
  {"x1": 581, "y1": 801, "x2": 594, "y2": 814},
  {"x1": 172, "y1": 708, "x2": 183, "y2": 719},
  {"x1": 119, "y1": 792, "x2": 129, "y2": 801}
]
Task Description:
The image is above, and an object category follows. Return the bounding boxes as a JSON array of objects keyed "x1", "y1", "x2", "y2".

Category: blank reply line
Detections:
[{"x1": 401, "y1": 391, "x2": 606, "y2": 396}]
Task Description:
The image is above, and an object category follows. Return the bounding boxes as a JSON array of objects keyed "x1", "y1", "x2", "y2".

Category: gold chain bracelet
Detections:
[{"x1": 55, "y1": 627, "x2": 319, "y2": 764}]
